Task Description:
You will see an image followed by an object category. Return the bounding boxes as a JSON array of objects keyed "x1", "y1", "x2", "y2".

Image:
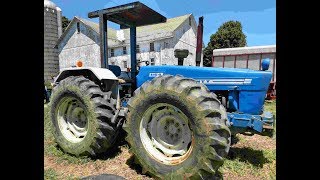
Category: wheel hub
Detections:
[
  {"x1": 56, "y1": 96, "x2": 88, "y2": 143},
  {"x1": 140, "y1": 103, "x2": 193, "y2": 165}
]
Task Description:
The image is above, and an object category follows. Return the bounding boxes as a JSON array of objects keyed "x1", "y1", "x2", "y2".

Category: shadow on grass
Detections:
[
  {"x1": 126, "y1": 154, "x2": 223, "y2": 179},
  {"x1": 198, "y1": 171, "x2": 224, "y2": 180},
  {"x1": 231, "y1": 135, "x2": 239, "y2": 145},
  {"x1": 126, "y1": 155, "x2": 153, "y2": 178},
  {"x1": 93, "y1": 129, "x2": 128, "y2": 160},
  {"x1": 259, "y1": 129, "x2": 275, "y2": 138},
  {"x1": 238, "y1": 129, "x2": 275, "y2": 138},
  {"x1": 227, "y1": 147, "x2": 270, "y2": 168},
  {"x1": 47, "y1": 129, "x2": 129, "y2": 163}
]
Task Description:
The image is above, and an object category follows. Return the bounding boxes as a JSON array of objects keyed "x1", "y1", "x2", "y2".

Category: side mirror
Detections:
[{"x1": 261, "y1": 58, "x2": 270, "y2": 71}]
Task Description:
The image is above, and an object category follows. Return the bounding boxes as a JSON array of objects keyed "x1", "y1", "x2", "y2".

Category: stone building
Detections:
[
  {"x1": 44, "y1": 0, "x2": 62, "y2": 81},
  {"x1": 56, "y1": 14, "x2": 201, "y2": 72}
]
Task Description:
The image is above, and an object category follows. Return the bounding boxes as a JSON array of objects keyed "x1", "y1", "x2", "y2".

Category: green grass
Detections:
[
  {"x1": 222, "y1": 99, "x2": 276, "y2": 179},
  {"x1": 221, "y1": 143, "x2": 276, "y2": 179},
  {"x1": 222, "y1": 148, "x2": 275, "y2": 171},
  {"x1": 44, "y1": 168, "x2": 59, "y2": 180},
  {"x1": 264, "y1": 100, "x2": 276, "y2": 116},
  {"x1": 264, "y1": 100, "x2": 276, "y2": 138},
  {"x1": 44, "y1": 168, "x2": 79, "y2": 180}
]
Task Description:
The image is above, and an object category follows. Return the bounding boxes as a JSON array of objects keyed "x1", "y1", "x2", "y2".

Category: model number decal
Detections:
[
  {"x1": 149, "y1": 73, "x2": 164, "y2": 77},
  {"x1": 197, "y1": 78, "x2": 252, "y2": 85}
]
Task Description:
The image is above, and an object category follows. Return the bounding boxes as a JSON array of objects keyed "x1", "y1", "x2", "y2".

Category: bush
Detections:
[{"x1": 44, "y1": 81, "x2": 53, "y2": 90}]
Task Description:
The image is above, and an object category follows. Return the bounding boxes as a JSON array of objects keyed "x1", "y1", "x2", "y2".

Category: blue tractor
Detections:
[{"x1": 49, "y1": 2, "x2": 275, "y2": 179}]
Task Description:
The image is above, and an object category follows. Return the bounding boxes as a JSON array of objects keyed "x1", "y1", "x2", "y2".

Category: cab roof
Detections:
[{"x1": 88, "y1": 1, "x2": 166, "y2": 29}]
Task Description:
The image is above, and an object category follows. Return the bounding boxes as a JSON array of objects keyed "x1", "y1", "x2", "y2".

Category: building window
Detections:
[
  {"x1": 136, "y1": 45, "x2": 140, "y2": 53},
  {"x1": 77, "y1": 22, "x2": 80, "y2": 33},
  {"x1": 150, "y1": 58, "x2": 155, "y2": 66},
  {"x1": 110, "y1": 49, "x2": 114, "y2": 57},
  {"x1": 123, "y1": 61, "x2": 127, "y2": 68},
  {"x1": 150, "y1": 42, "x2": 154, "y2": 52},
  {"x1": 189, "y1": 17, "x2": 191, "y2": 26},
  {"x1": 164, "y1": 42, "x2": 169, "y2": 49},
  {"x1": 123, "y1": 46, "x2": 127, "y2": 55}
]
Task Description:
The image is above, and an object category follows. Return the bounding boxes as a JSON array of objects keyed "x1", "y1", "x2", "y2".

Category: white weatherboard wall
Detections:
[
  {"x1": 108, "y1": 16, "x2": 199, "y2": 70},
  {"x1": 58, "y1": 14, "x2": 201, "y2": 72},
  {"x1": 172, "y1": 17, "x2": 199, "y2": 66},
  {"x1": 109, "y1": 39, "x2": 175, "y2": 71},
  {"x1": 57, "y1": 18, "x2": 121, "y2": 70},
  {"x1": 58, "y1": 23, "x2": 101, "y2": 69}
]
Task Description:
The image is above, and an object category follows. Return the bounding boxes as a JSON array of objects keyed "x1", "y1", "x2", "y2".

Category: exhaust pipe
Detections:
[
  {"x1": 195, "y1": 16, "x2": 203, "y2": 66},
  {"x1": 174, "y1": 49, "x2": 189, "y2": 66}
]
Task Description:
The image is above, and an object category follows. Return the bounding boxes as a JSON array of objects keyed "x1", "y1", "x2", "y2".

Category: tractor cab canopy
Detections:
[
  {"x1": 88, "y1": 1, "x2": 166, "y2": 90},
  {"x1": 88, "y1": 1, "x2": 166, "y2": 29}
]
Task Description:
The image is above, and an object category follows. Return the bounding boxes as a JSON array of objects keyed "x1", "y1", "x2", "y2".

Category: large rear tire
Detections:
[
  {"x1": 49, "y1": 76, "x2": 118, "y2": 156},
  {"x1": 124, "y1": 75, "x2": 231, "y2": 179}
]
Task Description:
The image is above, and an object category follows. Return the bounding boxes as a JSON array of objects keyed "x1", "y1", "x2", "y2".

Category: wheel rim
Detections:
[
  {"x1": 56, "y1": 96, "x2": 88, "y2": 143},
  {"x1": 139, "y1": 103, "x2": 193, "y2": 165}
]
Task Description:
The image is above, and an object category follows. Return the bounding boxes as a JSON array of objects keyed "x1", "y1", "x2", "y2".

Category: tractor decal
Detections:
[
  {"x1": 196, "y1": 78, "x2": 252, "y2": 85},
  {"x1": 149, "y1": 72, "x2": 164, "y2": 77}
]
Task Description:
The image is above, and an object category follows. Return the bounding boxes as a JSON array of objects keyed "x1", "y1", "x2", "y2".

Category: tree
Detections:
[
  {"x1": 203, "y1": 21, "x2": 247, "y2": 67},
  {"x1": 62, "y1": 16, "x2": 71, "y2": 32}
]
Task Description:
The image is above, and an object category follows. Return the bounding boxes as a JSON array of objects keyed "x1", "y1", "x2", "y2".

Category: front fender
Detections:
[{"x1": 55, "y1": 67, "x2": 118, "y2": 83}]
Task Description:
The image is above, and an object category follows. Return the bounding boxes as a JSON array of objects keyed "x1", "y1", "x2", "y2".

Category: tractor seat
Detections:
[{"x1": 108, "y1": 65, "x2": 121, "y2": 77}]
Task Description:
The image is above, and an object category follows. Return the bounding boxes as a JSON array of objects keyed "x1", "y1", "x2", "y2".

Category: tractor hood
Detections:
[
  {"x1": 137, "y1": 65, "x2": 272, "y2": 91},
  {"x1": 137, "y1": 65, "x2": 272, "y2": 115}
]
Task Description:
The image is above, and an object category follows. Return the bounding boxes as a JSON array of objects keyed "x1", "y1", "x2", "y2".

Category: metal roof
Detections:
[
  {"x1": 83, "y1": 14, "x2": 191, "y2": 38},
  {"x1": 79, "y1": 18, "x2": 117, "y2": 39},
  {"x1": 212, "y1": 45, "x2": 276, "y2": 56},
  {"x1": 88, "y1": 1, "x2": 166, "y2": 29},
  {"x1": 55, "y1": 14, "x2": 192, "y2": 48}
]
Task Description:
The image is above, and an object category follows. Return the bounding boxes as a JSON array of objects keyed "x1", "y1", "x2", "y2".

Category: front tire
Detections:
[
  {"x1": 124, "y1": 75, "x2": 231, "y2": 179},
  {"x1": 49, "y1": 76, "x2": 118, "y2": 156}
]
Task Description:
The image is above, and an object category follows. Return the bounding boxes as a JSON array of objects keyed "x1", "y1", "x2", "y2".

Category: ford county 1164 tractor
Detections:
[{"x1": 49, "y1": 2, "x2": 275, "y2": 179}]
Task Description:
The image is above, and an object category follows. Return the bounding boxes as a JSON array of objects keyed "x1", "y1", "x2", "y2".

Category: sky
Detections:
[{"x1": 51, "y1": 0, "x2": 276, "y2": 46}]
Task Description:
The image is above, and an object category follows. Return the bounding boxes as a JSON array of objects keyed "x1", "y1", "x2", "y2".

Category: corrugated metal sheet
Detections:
[{"x1": 212, "y1": 45, "x2": 276, "y2": 56}]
